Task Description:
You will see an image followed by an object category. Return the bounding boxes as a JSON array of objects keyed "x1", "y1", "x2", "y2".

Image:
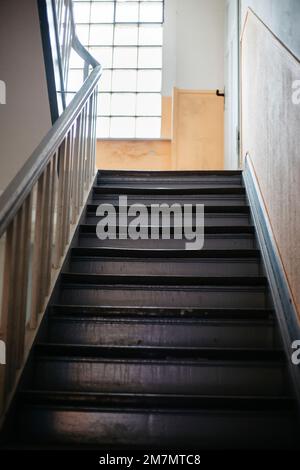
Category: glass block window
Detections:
[{"x1": 70, "y1": 0, "x2": 164, "y2": 138}]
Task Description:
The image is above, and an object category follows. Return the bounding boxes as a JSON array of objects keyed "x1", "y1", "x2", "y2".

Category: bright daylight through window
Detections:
[{"x1": 70, "y1": 0, "x2": 164, "y2": 138}]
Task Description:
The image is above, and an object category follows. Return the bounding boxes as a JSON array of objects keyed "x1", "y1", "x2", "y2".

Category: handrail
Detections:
[
  {"x1": 41, "y1": 0, "x2": 100, "y2": 118},
  {"x1": 0, "y1": 66, "x2": 101, "y2": 237},
  {"x1": 73, "y1": 35, "x2": 100, "y2": 69},
  {"x1": 0, "y1": 0, "x2": 101, "y2": 421},
  {"x1": 69, "y1": 0, "x2": 99, "y2": 69}
]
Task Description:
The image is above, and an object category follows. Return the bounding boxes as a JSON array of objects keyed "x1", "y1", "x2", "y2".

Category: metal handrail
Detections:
[
  {"x1": 0, "y1": 66, "x2": 101, "y2": 237},
  {"x1": 69, "y1": 0, "x2": 99, "y2": 69}
]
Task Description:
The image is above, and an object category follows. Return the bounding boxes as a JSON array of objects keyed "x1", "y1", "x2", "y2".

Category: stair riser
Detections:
[
  {"x1": 47, "y1": 320, "x2": 277, "y2": 349},
  {"x1": 98, "y1": 169, "x2": 242, "y2": 177},
  {"x1": 69, "y1": 259, "x2": 262, "y2": 277},
  {"x1": 97, "y1": 176, "x2": 243, "y2": 183},
  {"x1": 33, "y1": 359, "x2": 287, "y2": 396},
  {"x1": 59, "y1": 287, "x2": 268, "y2": 309},
  {"x1": 97, "y1": 176, "x2": 243, "y2": 186},
  {"x1": 50, "y1": 306, "x2": 275, "y2": 321},
  {"x1": 85, "y1": 214, "x2": 252, "y2": 227},
  {"x1": 78, "y1": 235, "x2": 257, "y2": 250},
  {"x1": 91, "y1": 195, "x2": 247, "y2": 206},
  {"x1": 17, "y1": 407, "x2": 297, "y2": 449},
  {"x1": 97, "y1": 182, "x2": 244, "y2": 190}
]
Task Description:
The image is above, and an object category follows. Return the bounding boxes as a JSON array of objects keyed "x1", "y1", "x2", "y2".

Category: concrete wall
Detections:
[
  {"x1": 241, "y1": 5, "x2": 300, "y2": 317},
  {"x1": 241, "y1": 0, "x2": 300, "y2": 60},
  {"x1": 162, "y1": 0, "x2": 226, "y2": 95},
  {"x1": 0, "y1": 0, "x2": 51, "y2": 192}
]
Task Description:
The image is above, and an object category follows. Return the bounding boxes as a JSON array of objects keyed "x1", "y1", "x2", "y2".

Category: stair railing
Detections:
[{"x1": 0, "y1": 0, "x2": 102, "y2": 421}]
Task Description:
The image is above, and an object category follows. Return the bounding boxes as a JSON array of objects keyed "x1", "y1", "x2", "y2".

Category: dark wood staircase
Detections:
[{"x1": 2, "y1": 170, "x2": 300, "y2": 449}]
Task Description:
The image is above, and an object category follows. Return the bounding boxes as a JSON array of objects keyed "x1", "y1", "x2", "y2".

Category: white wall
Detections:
[
  {"x1": 0, "y1": 0, "x2": 51, "y2": 192},
  {"x1": 241, "y1": 0, "x2": 300, "y2": 60},
  {"x1": 162, "y1": 0, "x2": 226, "y2": 95},
  {"x1": 224, "y1": 0, "x2": 240, "y2": 169}
]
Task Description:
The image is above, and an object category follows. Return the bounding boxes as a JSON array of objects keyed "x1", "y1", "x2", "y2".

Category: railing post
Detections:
[
  {"x1": 40, "y1": 163, "x2": 52, "y2": 302},
  {"x1": 72, "y1": 115, "x2": 82, "y2": 224},
  {"x1": 16, "y1": 194, "x2": 33, "y2": 368},
  {"x1": 45, "y1": 154, "x2": 57, "y2": 293},
  {"x1": 54, "y1": 139, "x2": 67, "y2": 269},
  {"x1": 2, "y1": 216, "x2": 20, "y2": 395},
  {"x1": 78, "y1": 103, "x2": 87, "y2": 208},
  {"x1": 30, "y1": 173, "x2": 46, "y2": 329},
  {"x1": 63, "y1": 127, "x2": 74, "y2": 246},
  {"x1": 0, "y1": 222, "x2": 14, "y2": 399},
  {"x1": 92, "y1": 88, "x2": 98, "y2": 177}
]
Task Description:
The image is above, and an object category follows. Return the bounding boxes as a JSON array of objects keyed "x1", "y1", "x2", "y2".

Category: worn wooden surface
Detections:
[{"x1": 172, "y1": 89, "x2": 224, "y2": 170}]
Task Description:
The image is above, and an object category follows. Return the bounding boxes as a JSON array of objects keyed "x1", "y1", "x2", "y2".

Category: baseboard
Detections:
[{"x1": 243, "y1": 155, "x2": 300, "y2": 405}]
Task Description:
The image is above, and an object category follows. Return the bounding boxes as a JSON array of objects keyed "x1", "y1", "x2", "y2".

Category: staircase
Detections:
[{"x1": 4, "y1": 170, "x2": 300, "y2": 449}]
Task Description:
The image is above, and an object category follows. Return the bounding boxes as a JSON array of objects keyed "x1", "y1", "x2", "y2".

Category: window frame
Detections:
[{"x1": 70, "y1": 0, "x2": 165, "y2": 139}]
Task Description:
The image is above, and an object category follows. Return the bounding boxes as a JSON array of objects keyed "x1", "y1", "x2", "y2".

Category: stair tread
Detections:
[
  {"x1": 79, "y1": 224, "x2": 255, "y2": 234},
  {"x1": 87, "y1": 203, "x2": 251, "y2": 213},
  {"x1": 71, "y1": 247, "x2": 261, "y2": 259},
  {"x1": 16, "y1": 409, "x2": 298, "y2": 451},
  {"x1": 98, "y1": 170, "x2": 243, "y2": 177},
  {"x1": 49, "y1": 314, "x2": 274, "y2": 325},
  {"x1": 19, "y1": 390, "x2": 294, "y2": 411},
  {"x1": 50, "y1": 305, "x2": 275, "y2": 320},
  {"x1": 98, "y1": 170, "x2": 243, "y2": 175},
  {"x1": 92, "y1": 185, "x2": 246, "y2": 195},
  {"x1": 34, "y1": 343, "x2": 284, "y2": 362},
  {"x1": 61, "y1": 273, "x2": 268, "y2": 287}
]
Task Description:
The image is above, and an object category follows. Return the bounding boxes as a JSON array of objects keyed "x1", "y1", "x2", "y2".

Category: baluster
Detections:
[
  {"x1": 15, "y1": 194, "x2": 33, "y2": 368},
  {"x1": 54, "y1": 139, "x2": 67, "y2": 268},
  {"x1": 78, "y1": 104, "x2": 87, "y2": 208},
  {"x1": 92, "y1": 89, "x2": 98, "y2": 179},
  {"x1": 46, "y1": 153, "x2": 58, "y2": 292},
  {"x1": 84, "y1": 98, "x2": 90, "y2": 188},
  {"x1": 30, "y1": 172, "x2": 46, "y2": 329},
  {"x1": 72, "y1": 115, "x2": 82, "y2": 224},
  {"x1": 86, "y1": 93, "x2": 94, "y2": 186},
  {"x1": 43, "y1": 157, "x2": 55, "y2": 296},
  {"x1": 2, "y1": 216, "x2": 20, "y2": 394},
  {"x1": 82, "y1": 102, "x2": 89, "y2": 201},
  {"x1": 0, "y1": 223, "x2": 14, "y2": 401},
  {"x1": 61, "y1": 131, "x2": 71, "y2": 252},
  {"x1": 40, "y1": 163, "x2": 52, "y2": 302},
  {"x1": 64, "y1": 127, "x2": 75, "y2": 246},
  {"x1": 91, "y1": 91, "x2": 96, "y2": 183}
]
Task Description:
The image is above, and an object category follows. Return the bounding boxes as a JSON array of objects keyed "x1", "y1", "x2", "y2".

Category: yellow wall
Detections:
[
  {"x1": 161, "y1": 96, "x2": 173, "y2": 140},
  {"x1": 172, "y1": 88, "x2": 224, "y2": 170},
  {"x1": 241, "y1": 10, "x2": 300, "y2": 317},
  {"x1": 97, "y1": 139, "x2": 172, "y2": 171}
]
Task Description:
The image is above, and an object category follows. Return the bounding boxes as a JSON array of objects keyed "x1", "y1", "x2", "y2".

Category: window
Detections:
[{"x1": 70, "y1": 0, "x2": 164, "y2": 138}]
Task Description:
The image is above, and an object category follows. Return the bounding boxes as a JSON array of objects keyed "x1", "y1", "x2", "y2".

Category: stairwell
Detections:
[{"x1": 2, "y1": 170, "x2": 300, "y2": 449}]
